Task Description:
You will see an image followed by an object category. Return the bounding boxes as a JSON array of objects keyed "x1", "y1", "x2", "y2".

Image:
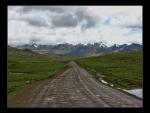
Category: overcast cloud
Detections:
[{"x1": 8, "y1": 6, "x2": 142, "y2": 46}]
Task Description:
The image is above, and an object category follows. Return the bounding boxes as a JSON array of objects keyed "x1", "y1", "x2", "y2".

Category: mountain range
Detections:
[{"x1": 15, "y1": 42, "x2": 143, "y2": 57}]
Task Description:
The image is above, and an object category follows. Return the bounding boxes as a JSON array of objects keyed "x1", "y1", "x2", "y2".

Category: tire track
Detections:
[{"x1": 20, "y1": 61, "x2": 142, "y2": 107}]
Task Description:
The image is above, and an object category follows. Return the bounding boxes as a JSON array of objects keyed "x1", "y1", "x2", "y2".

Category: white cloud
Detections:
[
  {"x1": 98, "y1": 25, "x2": 142, "y2": 46},
  {"x1": 8, "y1": 6, "x2": 142, "y2": 46}
]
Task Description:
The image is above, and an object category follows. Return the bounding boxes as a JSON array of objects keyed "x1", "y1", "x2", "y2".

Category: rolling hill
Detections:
[
  {"x1": 8, "y1": 45, "x2": 143, "y2": 94},
  {"x1": 75, "y1": 50, "x2": 143, "y2": 89},
  {"x1": 8, "y1": 46, "x2": 67, "y2": 94}
]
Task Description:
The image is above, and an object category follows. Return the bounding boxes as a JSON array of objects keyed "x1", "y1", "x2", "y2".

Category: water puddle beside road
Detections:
[
  {"x1": 98, "y1": 78, "x2": 143, "y2": 99},
  {"x1": 123, "y1": 89, "x2": 143, "y2": 99}
]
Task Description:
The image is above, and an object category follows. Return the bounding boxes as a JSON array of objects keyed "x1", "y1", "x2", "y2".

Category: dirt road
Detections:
[{"x1": 9, "y1": 61, "x2": 142, "y2": 107}]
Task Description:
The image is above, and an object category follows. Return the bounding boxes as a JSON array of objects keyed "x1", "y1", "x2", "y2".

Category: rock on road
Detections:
[{"x1": 9, "y1": 61, "x2": 143, "y2": 108}]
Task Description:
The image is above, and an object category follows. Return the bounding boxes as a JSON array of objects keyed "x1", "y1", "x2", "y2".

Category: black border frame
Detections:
[
  {"x1": 0, "y1": 0, "x2": 145, "y2": 112},
  {"x1": 0, "y1": 0, "x2": 144, "y2": 5}
]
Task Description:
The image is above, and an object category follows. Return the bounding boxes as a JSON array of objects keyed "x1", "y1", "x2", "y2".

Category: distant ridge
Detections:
[
  {"x1": 8, "y1": 45, "x2": 60, "y2": 58},
  {"x1": 15, "y1": 42, "x2": 142, "y2": 57}
]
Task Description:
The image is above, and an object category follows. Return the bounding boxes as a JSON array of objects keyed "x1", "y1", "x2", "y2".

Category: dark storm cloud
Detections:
[
  {"x1": 75, "y1": 9, "x2": 97, "y2": 30},
  {"x1": 19, "y1": 6, "x2": 98, "y2": 29},
  {"x1": 51, "y1": 8, "x2": 97, "y2": 29},
  {"x1": 11, "y1": 17, "x2": 49, "y2": 27},
  {"x1": 26, "y1": 18, "x2": 49, "y2": 27},
  {"x1": 22, "y1": 6, "x2": 67, "y2": 13},
  {"x1": 52, "y1": 13, "x2": 78, "y2": 27},
  {"x1": 22, "y1": 6, "x2": 74, "y2": 13}
]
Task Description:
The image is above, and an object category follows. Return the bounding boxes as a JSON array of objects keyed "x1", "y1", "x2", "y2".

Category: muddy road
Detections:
[{"x1": 8, "y1": 61, "x2": 142, "y2": 107}]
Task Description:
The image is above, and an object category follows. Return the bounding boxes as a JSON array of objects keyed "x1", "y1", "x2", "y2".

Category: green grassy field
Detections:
[
  {"x1": 8, "y1": 45, "x2": 143, "y2": 95},
  {"x1": 75, "y1": 50, "x2": 143, "y2": 89},
  {"x1": 8, "y1": 47, "x2": 68, "y2": 95}
]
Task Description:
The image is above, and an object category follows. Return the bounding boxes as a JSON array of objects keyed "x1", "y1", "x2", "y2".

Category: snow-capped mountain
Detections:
[{"x1": 16, "y1": 42, "x2": 142, "y2": 57}]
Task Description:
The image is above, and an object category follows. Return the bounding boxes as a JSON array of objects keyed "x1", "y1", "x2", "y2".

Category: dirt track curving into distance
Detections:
[{"x1": 8, "y1": 61, "x2": 142, "y2": 108}]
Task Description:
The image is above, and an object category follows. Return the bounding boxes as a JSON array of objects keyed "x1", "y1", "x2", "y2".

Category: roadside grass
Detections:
[
  {"x1": 8, "y1": 47, "x2": 68, "y2": 95},
  {"x1": 75, "y1": 50, "x2": 143, "y2": 89}
]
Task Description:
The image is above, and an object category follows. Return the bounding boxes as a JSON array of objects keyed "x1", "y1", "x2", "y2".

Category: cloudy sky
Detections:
[{"x1": 8, "y1": 6, "x2": 142, "y2": 46}]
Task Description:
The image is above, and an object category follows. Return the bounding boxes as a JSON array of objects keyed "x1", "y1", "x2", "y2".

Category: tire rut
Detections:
[{"x1": 17, "y1": 61, "x2": 142, "y2": 108}]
